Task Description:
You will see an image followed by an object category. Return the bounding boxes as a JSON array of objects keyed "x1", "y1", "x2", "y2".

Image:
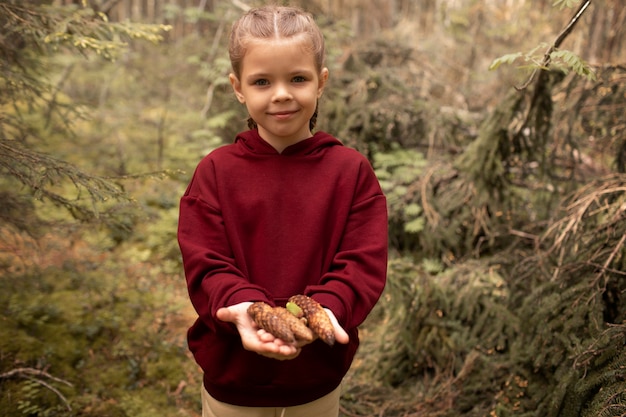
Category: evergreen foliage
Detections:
[
  {"x1": 353, "y1": 58, "x2": 626, "y2": 415},
  {"x1": 1, "y1": 1, "x2": 625, "y2": 416},
  {"x1": 0, "y1": 229, "x2": 198, "y2": 416},
  {"x1": 0, "y1": 0, "x2": 170, "y2": 229},
  {"x1": 374, "y1": 257, "x2": 516, "y2": 386},
  {"x1": 339, "y1": 2, "x2": 626, "y2": 412}
]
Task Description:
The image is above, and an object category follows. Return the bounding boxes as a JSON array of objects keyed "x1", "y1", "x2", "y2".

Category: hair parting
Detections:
[{"x1": 229, "y1": 5, "x2": 325, "y2": 78}]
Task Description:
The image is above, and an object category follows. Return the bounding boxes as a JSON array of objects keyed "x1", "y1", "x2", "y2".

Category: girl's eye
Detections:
[
  {"x1": 254, "y1": 79, "x2": 269, "y2": 86},
  {"x1": 292, "y1": 76, "x2": 306, "y2": 83}
]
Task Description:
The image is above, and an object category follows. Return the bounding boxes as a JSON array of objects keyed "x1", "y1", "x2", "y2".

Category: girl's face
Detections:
[{"x1": 229, "y1": 37, "x2": 328, "y2": 152}]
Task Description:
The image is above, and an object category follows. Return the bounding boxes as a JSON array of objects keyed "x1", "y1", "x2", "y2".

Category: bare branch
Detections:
[
  {"x1": 0, "y1": 367, "x2": 73, "y2": 386},
  {"x1": 0, "y1": 367, "x2": 73, "y2": 411},
  {"x1": 98, "y1": 0, "x2": 124, "y2": 15},
  {"x1": 26, "y1": 376, "x2": 73, "y2": 411}
]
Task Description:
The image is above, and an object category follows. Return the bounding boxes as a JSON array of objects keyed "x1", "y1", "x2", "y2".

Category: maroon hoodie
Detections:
[{"x1": 177, "y1": 130, "x2": 388, "y2": 407}]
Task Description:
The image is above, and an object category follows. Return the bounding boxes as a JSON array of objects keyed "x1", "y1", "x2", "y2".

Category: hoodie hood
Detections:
[{"x1": 234, "y1": 129, "x2": 343, "y2": 156}]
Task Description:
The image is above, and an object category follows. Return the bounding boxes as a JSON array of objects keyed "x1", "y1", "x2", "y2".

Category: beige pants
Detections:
[{"x1": 201, "y1": 384, "x2": 341, "y2": 417}]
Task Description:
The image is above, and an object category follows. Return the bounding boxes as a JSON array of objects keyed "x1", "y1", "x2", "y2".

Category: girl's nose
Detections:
[{"x1": 272, "y1": 83, "x2": 292, "y2": 101}]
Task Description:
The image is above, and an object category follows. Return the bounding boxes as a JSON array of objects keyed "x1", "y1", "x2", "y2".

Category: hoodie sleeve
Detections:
[
  {"x1": 305, "y1": 157, "x2": 388, "y2": 330},
  {"x1": 177, "y1": 156, "x2": 272, "y2": 333}
]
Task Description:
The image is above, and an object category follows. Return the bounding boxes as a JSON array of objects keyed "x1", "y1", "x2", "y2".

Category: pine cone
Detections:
[
  {"x1": 274, "y1": 307, "x2": 314, "y2": 342},
  {"x1": 247, "y1": 302, "x2": 295, "y2": 343},
  {"x1": 288, "y1": 295, "x2": 336, "y2": 346}
]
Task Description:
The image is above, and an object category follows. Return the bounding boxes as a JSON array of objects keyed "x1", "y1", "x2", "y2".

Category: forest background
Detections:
[{"x1": 1, "y1": 0, "x2": 625, "y2": 416}]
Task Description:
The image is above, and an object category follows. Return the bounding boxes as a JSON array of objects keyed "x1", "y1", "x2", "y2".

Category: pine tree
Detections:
[{"x1": 0, "y1": 0, "x2": 169, "y2": 230}]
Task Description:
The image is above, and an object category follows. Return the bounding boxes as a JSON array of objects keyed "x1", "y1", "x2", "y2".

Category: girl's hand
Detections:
[
  {"x1": 324, "y1": 308, "x2": 350, "y2": 345},
  {"x1": 216, "y1": 302, "x2": 301, "y2": 360}
]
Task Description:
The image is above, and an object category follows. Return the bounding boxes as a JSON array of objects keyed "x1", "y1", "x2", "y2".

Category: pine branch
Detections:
[{"x1": 516, "y1": 0, "x2": 592, "y2": 91}]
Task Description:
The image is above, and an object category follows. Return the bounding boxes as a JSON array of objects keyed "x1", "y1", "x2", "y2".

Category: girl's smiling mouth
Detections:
[{"x1": 270, "y1": 110, "x2": 298, "y2": 119}]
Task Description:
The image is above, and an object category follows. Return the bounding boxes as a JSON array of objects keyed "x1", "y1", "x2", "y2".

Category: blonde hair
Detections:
[{"x1": 228, "y1": 5, "x2": 326, "y2": 130}]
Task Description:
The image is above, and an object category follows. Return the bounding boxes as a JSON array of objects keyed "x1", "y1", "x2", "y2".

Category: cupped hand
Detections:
[{"x1": 216, "y1": 302, "x2": 301, "y2": 360}]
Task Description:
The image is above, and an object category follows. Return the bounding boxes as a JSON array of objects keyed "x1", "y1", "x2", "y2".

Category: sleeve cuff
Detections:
[
  {"x1": 309, "y1": 292, "x2": 348, "y2": 326},
  {"x1": 225, "y1": 288, "x2": 272, "y2": 308}
]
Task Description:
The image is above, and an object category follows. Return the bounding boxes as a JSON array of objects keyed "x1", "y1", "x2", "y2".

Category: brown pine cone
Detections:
[
  {"x1": 247, "y1": 302, "x2": 295, "y2": 343},
  {"x1": 288, "y1": 295, "x2": 336, "y2": 346},
  {"x1": 274, "y1": 307, "x2": 314, "y2": 342}
]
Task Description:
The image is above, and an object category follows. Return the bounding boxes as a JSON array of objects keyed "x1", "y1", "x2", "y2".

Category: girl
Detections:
[{"x1": 178, "y1": 5, "x2": 388, "y2": 417}]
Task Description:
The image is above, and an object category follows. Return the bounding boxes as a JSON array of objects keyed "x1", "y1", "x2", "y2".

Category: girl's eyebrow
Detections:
[
  {"x1": 290, "y1": 69, "x2": 315, "y2": 76},
  {"x1": 245, "y1": 69, "x2": 315, "y2": 81},
  {"x1": 245, "y1": 72, "x2": 269, "y2": 80}
]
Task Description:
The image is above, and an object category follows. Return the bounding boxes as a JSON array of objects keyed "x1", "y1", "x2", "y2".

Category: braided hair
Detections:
[{"x1": 230, "y1": 5, "x2": 325, "y2": 132}]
